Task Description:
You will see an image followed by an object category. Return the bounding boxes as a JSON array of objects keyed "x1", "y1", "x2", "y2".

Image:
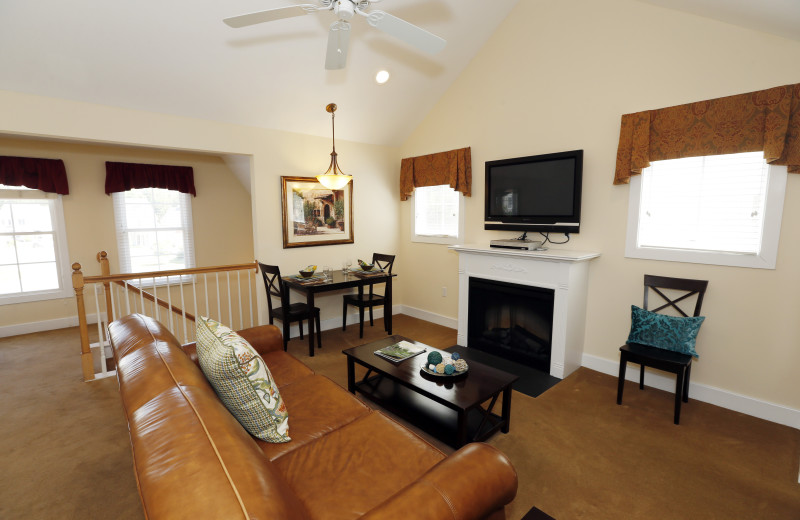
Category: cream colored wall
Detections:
[
  {"x1": 399, "y1": 0, "x2": 800, "y2": 410},
  {"x1": 0, "y1": 92, "x2": 400, "y2": 332},
  {"x1": 0, "y1": 136, "x2": 254, "y2": 329}
]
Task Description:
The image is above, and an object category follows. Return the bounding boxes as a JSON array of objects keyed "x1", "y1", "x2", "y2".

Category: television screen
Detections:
[{"x1": 485, "y1": 150, "x2": 583, "y2": 233}]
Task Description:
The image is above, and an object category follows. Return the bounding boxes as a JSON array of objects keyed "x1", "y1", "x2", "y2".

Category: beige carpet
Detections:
[{"x1": 1, "y1": 315, "x2": 799, "y2": 519}]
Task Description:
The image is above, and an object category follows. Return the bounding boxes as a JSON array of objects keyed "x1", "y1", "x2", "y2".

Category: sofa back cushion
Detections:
[{"x1": 109, "y1": 314, "x2": 311, "y2": 520}]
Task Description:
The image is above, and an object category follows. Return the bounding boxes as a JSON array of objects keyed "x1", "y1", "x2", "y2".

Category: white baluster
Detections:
[
  {"x1": 180, "y1": 279, "x2": 188, "y2": 343},
  {"x1": 93, "y1": 284, "x2": 108, "y2": 376},
  {"x1": 204, "y1": 273, "x2": 210, "y2": 321},
  {"x1": 192, "y1": 276, "x2": 199, "y2": 341},
  {"x1": 166, "y1": 275, "x2": 175, "y2": 333},
  {"x1": 237, "y1": 270, "x2": 244, "y2": 330},
  {"x1": 227, "y1": 272, "x2": 233, "y2": 328},
  {"x1": 216, "y1": 272, "x2": 221, "y2": 322}
]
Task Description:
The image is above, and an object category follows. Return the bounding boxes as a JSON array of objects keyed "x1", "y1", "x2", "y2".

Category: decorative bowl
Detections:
[
  {"x1": 299, "y1": 269, "x2": 315, "y2": 278},
  {"x1": 360, "y1": 264, "x2": 374, "y2": 271}
]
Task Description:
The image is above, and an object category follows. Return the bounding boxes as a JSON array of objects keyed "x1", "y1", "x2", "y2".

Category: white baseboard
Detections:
[
  {"x1": 582, "y1": 353, "x2": 800, "y2": 430},
  {"x1": 0, "y1": 313, "x2": 106, "y2": 338},
  {"x1": 395, "y1": 305, "x2": 458, "y2": 330}
]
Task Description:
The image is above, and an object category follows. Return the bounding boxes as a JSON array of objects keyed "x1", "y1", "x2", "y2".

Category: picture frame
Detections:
[{"x1": 280, "y1": 176, "x2": 354, "y2": 248}]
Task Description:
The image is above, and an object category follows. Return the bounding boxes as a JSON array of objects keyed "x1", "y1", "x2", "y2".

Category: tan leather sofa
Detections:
[{"x1": 109, "y1": 313, "x2": 518, "y2": 519}]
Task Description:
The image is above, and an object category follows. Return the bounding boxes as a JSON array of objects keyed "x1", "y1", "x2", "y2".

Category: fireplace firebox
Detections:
[{"x1": 467, "y1": 277, "x2": 554, "y2": 373}]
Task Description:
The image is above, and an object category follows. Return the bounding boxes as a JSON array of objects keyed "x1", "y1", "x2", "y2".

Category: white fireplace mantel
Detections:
[{"x1": 449, "y1": 244, "x2": 600, "y2": 379}]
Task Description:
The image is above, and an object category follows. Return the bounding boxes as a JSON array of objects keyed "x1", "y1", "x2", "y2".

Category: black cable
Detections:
[{"x1": 539, "y1": 231, "x2": 570, "y2": 245}]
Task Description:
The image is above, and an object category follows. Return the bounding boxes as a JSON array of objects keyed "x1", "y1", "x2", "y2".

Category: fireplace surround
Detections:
[{"x1": 450, "y1": 245, "x2": 599, "y2": 379}]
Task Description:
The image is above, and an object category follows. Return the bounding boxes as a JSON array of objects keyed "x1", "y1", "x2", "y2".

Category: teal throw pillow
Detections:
[
  {"x1": 627, "y1": 305, "x2": 705, "y2": 358},
  {"x1": 196, "y1": 316, "x2": 290, "y2": 443}
]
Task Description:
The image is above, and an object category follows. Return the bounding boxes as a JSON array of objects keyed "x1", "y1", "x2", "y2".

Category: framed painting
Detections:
[{"x1": 281, "y1": 176, "x2": 354, "y2": 248}]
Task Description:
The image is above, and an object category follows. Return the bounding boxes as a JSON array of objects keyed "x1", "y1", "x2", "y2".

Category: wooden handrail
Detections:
[
  {"x1": 82, "y1": 261, "x2": 258, "y2": 284},
  {"x1": 113, "y1": 280, "x2": 197, "y2": 322}
]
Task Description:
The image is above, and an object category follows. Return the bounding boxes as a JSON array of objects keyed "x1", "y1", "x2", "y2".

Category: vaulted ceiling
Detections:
[{"x1": 1, "y1": 0, "x2": 798, "y2": 147}]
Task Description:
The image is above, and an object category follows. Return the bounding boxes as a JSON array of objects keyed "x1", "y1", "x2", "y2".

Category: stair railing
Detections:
[{"x1": 72, "y1": 251, "x2": 258, "y2": 381}]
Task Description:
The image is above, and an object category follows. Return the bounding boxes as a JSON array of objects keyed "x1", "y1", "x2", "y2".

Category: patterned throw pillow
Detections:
[
  {"x1": 626, "y1": 305, "x2": 705, "y2": 358},
  {"x1": 196, "y1": 316, "x2": 290, "y2": 443}
]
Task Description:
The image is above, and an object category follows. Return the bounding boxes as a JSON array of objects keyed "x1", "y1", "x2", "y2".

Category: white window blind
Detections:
[
  {"x1": 638, "y1": 152, "x2": 770, "y2": 254},
  {"x1": 113, "y1": 188, "x2": 195, "y2": 282},
  {"x1": 0, "y1": 187, "x2": 71, "y2": 303},
  {"x1": 414, "y1": 185, "x2": 460, "y2": 238}
]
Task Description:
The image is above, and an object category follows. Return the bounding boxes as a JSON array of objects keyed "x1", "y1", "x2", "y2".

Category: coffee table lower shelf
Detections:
[{"x1": 353, "y1": 374, "x2": 507, "y2": 448}]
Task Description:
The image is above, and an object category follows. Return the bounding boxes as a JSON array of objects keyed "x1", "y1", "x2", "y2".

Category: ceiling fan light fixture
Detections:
[
  {"x1": 316, "y1": 103, "x2": 353, "y2": 190},
  {"x1": 375, "y1": 70, "x2": 391, "y2": 84}
]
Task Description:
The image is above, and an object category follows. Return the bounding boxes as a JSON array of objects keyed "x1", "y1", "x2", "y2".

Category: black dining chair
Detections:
[
  {"x1": 258, "y1": 262, "x2": 321, "y2": 352},
  {"x1": 617, "y1": 274, "x2": 708, "y2": 425},
  {"x1": 342, "y1": 253, "x2": 395, "y2": 338}
]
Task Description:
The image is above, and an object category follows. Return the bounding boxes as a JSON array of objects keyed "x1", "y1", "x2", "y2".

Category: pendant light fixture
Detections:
[{"x1": 316, "y1": 103, "x2": 353, "y2": 190}]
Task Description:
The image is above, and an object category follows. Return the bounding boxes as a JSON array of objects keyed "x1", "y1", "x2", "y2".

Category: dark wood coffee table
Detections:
[{"x1": 342, "y1": 335, "x2": 519, "y2": 448}]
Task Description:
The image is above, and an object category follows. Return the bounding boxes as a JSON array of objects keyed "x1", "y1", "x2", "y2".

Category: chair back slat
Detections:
[
  {"x1": 643, "y1": 274, "x2": 708, "y2": 317},
  {"x1": 258, "y1": 262, "x2": 287, "y2": 313},
  {"x1": 368, "y1": 253, "x2": 396, "y2": 297}
]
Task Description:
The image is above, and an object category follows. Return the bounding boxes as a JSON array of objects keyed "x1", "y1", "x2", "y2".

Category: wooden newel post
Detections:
[
  {"x1": 97, "y1": 251, "x2": 114, "y2": 323},
  {"x1": 72, "y1": 263, "x2": 94, "y2": 382}
]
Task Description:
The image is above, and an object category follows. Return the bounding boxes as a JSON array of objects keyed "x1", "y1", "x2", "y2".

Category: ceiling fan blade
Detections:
[
  {"x1": 223, "y1": 4, "x2": 319, "y2": 29},
  {"x1": 325, "y1": 21, "x2": 351, "y2": 70},
  {"x1": 363, "y1": 10, "x2": 446, "y2": 54}
]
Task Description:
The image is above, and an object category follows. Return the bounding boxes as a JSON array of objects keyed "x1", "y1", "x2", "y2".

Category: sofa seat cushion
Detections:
[
  {"x1": 256, "y1": 374, "x2": 371, "y2": 461},
  {"x1": 262, "y1": 350, "x2": 315, "y2": 388},
  {"x1": 273, "y1": 412, "x2": 446, "y2": 520}
]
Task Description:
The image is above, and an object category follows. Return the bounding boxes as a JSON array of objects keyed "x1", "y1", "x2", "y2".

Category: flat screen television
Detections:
[{"x1": 484, "y1": 149, "x2": 583, "y2": 234}]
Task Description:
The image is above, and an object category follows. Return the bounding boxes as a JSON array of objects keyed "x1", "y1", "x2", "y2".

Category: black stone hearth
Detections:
[{"x1": 468, "y1": 277, "x2": 554, "y2": 374}]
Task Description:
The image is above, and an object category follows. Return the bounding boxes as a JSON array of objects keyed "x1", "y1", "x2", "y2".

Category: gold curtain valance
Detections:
[
  {"x1": 614, "y1": 83, "x2": 800, "y2": 185},
  {"x1": 400, "y1": 147, "x2": 471, "y2": 201}
]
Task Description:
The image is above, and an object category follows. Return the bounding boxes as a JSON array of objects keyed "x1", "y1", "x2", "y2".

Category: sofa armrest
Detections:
[
  {"x1": 237, "y1": 324, "x2": 284, "y2": 355},
  {"x1": 361, "y1": 443, "x2": 517, "y2": 520},
  {"x1": 181, "y1": 324, "x2": 284, "y2": 366}
]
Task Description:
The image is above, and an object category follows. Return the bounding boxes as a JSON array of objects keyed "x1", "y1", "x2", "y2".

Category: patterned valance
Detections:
[
  {"x1": 400, "y1": 147, "x2": 471, "y2": 201},
  {"x1": 614, "y1": 83, "x2": 800, "y2": 185},
  {"x1": 105, "y1": 161, "x2": 196, "y2": 196},
  {"x1": 0, "y1": 156, "x2": 69, "y2": 194}
]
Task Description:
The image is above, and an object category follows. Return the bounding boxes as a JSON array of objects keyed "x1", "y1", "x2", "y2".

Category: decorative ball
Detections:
[
  {"x1": 428, "y1": 364, "x2": 437, "y2": 371},
  {"x1": 435, "y1": 363, "x2": 446, "y2": 374},
  {"x1": 451, "y1": 352, "x2": 460, "y2": 361},
  {"x1": 454, "y1": 359, "x2": 469, "y2": 372},
  {"x1": 444, "y1": 364, "x2": 455, "y2": 375},
  {"x1": 427, "y1": 351, "x2": 443, "y2": 365}
]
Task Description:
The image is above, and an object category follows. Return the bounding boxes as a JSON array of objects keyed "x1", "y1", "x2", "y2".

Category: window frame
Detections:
[
  {"x1": 0, "y1": 189, "x2": 72, "y2": 305},
  {"x1": 112, "y1": 188, "x2": 196, "y2": 285},
  {"x1": 410, "y1": 184, "x2": 465, "y2": 245},
  {"x1": 625, "y1": 162, "x2": 787, "y2": 269}
]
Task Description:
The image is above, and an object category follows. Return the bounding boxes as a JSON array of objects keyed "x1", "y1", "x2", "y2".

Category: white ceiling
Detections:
[
  {"x1": 0, "y1": 0, "x2": 798, "y2": 147},
  {"x1": 0, "y1": 0, "x2": 519, "y2": 146}
]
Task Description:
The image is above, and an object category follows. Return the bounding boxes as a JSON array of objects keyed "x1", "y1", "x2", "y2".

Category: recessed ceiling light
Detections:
[{"x1": 375, "y1": 70, "x2": 390, "y2": 85}]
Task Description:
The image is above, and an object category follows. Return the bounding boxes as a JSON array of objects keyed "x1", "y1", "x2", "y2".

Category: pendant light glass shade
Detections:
[{"x1": 316, "y1": 103, "x2": 352, "y2": 190}]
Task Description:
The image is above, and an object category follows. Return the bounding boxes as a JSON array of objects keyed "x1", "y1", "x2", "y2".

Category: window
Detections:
[
  {"x1": 112, "y1": 188, "x2": 195, "y2": 281},
  {"x1": 411, "y1": 185, "x2": 464, "y2": 244},
  {"x1": 0, "y1": 186, "x2": 72, "y2": 304},
  {"x1": 626, "y1": 152, "x2": 787, "y2": 269}
]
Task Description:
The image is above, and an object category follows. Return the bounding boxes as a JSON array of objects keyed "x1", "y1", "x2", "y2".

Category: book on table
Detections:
[{"x1": 374, "y1": 340, "x2": 426, "y2": 363}]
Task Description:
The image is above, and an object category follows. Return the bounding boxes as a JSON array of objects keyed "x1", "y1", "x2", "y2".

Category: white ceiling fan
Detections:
[{"x1": 223, "y1": 0, "x2": 447, "y2": 70}]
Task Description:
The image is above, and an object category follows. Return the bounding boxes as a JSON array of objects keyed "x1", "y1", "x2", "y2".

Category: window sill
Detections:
[
  {"x1": 0, "y1": 287, "x2": 73, "y2": 306},
  {"x1": 625, "y1": 246, "x2": 776, "y2": 270},
  {"x1": 412, "y1": 234, "x2": 460, "y2": 245}
]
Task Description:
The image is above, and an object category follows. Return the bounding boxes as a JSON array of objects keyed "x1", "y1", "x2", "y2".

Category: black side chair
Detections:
[
  {"x1": 617, "y1": 274, "x2": 708, "y2": 425},
  {"x1": 258, "y1": 262, "x2": 321, "y2": 352},
  {"x1": 342, "y1": 253, "x2": 395, "y2": 338}
]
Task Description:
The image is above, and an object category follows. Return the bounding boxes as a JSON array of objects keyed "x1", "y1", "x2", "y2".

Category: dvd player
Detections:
[{"x1": 489, "y1": 239, "x2": 544, "y2": 250}]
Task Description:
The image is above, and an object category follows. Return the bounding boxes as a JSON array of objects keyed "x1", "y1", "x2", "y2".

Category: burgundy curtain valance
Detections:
[
  {"x1": 0, "y1": 156, "x2": 69, "y2": 194},
  {"x1": 400, "y1": 147, "x2": 472, "y2": 201},
  {"x1": 105, "y1": 162, "x2": 196, "y2": 196},
  {"x1": 614, "y1": 83, "x2": 800, "y2": 185}
]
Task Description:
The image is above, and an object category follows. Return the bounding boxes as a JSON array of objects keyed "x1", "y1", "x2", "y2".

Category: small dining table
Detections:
[{"x1": 282, "y1": 269, "x2": 397, "y2": 357}]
